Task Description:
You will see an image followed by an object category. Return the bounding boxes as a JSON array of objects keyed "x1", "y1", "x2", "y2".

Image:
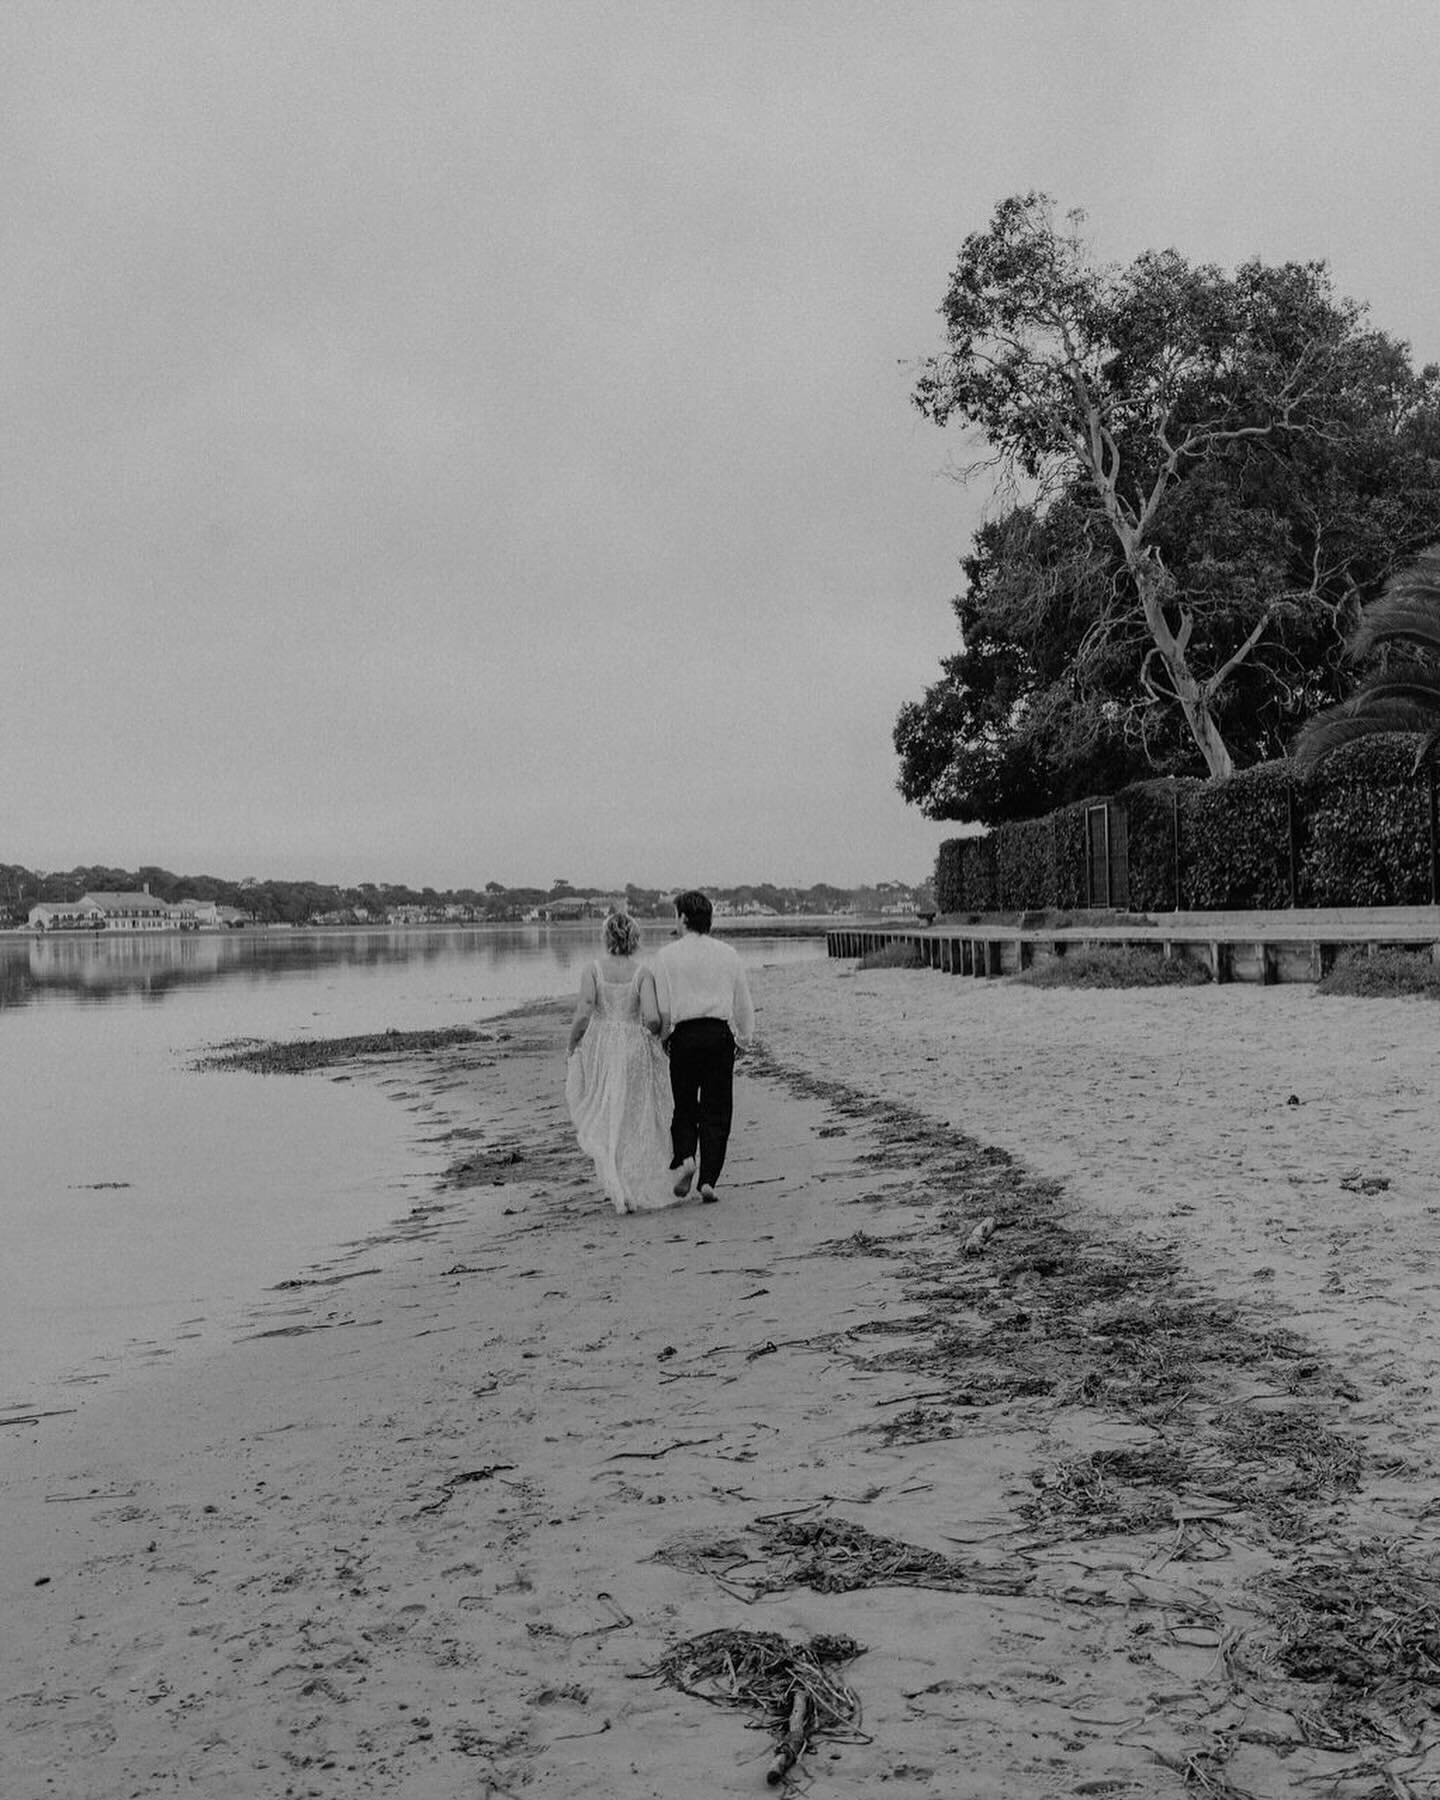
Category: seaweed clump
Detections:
[
  {"x1": 193, "y1": 1025, "x2": 484, "y2": 1073},
  {"x1": 649, "y1": 1628, "x2": 866, "y2": 1784}
]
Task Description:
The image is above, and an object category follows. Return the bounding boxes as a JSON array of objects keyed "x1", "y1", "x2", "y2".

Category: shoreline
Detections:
[{"x1": 4, "y1": 964, "x2": 1439, "y2": 1795}]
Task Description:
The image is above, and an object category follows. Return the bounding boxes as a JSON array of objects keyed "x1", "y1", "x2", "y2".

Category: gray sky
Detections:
[{"x1": 5, "y1": 1, "x2": 1439, "y2": 890}]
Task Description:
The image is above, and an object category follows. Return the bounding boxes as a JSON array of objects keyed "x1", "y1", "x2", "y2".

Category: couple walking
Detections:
[{"x1": 565, "y1": 890, "x2": 755, "y2": 1214}]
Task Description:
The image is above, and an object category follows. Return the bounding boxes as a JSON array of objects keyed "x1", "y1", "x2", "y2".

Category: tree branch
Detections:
[{"x1": 1202, "y1": 607, "x2": 1275, "y2": 699}]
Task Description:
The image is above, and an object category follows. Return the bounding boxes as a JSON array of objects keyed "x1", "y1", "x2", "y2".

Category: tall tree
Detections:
[{"x1": 908, "y1": 194, "x2": 1440, "y2": 797}]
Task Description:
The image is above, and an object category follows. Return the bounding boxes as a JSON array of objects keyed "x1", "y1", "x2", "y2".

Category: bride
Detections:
[{"x1": 565, "y1": 911, "x2": 680, "y2": 1214}]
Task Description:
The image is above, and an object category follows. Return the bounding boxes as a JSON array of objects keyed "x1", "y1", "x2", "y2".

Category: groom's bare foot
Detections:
[
  {"x1": 672, "y1": 1159, "x2": 696, "y2": 1198},
  {"x1": 699, "y1": 1183, "x2": 718, "y2": 1204}
]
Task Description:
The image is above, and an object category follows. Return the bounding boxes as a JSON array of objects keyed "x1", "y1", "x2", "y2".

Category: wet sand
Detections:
[{"x1": 3, "y1": 960, "x2": 1438, "y2": 1797}]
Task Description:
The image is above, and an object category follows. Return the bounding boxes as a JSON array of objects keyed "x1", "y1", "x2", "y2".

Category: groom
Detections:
[{"x1": 653, "y1": 889, "x2": 755, "y2": 1204}]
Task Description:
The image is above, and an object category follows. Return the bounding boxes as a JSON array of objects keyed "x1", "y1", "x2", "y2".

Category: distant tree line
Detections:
[{"x1": 0, "y1": 866, "x2": 930, "y2": 929}]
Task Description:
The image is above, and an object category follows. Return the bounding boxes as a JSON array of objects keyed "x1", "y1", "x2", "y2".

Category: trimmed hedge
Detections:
[
  {"x1": 1181, "y1": 763, "x2": 1295, "y2": 911},
  {"x1": 1052, "y1": 802, "x2": 1089, "y2": 911},
  {"x1": 995, "y1": 815, "x2": 1056, "y2": 912},
  {"x1": 935, "y1": 835, "x2": 995, "y2": 913},
  {"x1": 936, "y1": 737, "x2": 1437, "y2": 914},
  {"x1": 1299, "y1": 738, "x2": 1434, "y2": 906},
  {"x1": 1123, "y1": 778, "x2": 1203, "y2": 912}
]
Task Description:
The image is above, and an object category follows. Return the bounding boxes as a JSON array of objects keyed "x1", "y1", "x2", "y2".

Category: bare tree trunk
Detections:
[
  {"x1": 1089, "y1": 432, "x2": 1241, "y2": 781},
  {"x1": 1131, "y1": 556, "x2": 1236, "y2": 779}
]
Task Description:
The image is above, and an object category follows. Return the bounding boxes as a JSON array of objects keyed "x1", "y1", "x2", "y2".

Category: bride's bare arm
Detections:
[
  {"x1": 568, "y1": 965, "x2": 598, "y2": 1054},
  {"x1": 637, "y1": 967, "x2": 663, "y2": 1037}
]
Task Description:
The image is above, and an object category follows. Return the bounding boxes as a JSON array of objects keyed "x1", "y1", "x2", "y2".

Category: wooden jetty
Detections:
[{"x1": 826, "y1": 907, "x2": 1440, "y2": 986}]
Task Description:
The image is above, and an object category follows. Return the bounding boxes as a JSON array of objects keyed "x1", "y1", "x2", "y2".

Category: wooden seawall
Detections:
[{"x1": 826, "y1": 908, "x2": 1440, "y2": 986}]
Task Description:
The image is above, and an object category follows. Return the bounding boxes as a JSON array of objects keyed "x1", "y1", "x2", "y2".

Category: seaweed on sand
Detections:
[
  {"x1": 814, "y1": 1228, "x2": 904, "y2": 1258},
  {"x1": 1217, "y1": 1406, "x2": 1365, "y2": 1514},
  {"x1": 648, "y1": 1629, "x2": 867, "y2": 1783},
  {"x1": 732, "y1": 1044, "x2": 1416, "y2": 1780},
  {"x1": 1261, "y1": 1542, "x2": 1440, "y2": 1749},
  {"x1": 1020, "y1": 1446, "x2": 1184, "y2": 1538},
  {"x1": 749, "y1": 1513, "x2": 1030, "y2": 1598},
  {"x1": 1019, "y1": 1413, "x2": 1364, "y2": 1546}
]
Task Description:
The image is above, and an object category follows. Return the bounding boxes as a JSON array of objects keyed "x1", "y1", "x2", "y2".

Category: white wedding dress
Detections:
[{"x1": 565, "y1": 962, "x2": 679, "y2": 1214}]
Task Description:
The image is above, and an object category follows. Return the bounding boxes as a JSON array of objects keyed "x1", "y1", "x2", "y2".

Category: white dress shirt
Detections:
[{"x1": 654, "y1": 932, "x2": 755, "y2": 1044}]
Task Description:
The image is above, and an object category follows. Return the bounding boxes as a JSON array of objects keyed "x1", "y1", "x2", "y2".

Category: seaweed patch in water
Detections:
[{"x1": 193, "y1": 1026, "x2": 485, "y2": 1073}]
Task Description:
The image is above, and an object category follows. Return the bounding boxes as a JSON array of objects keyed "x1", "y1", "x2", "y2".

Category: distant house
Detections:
[
  {"x1": 535, "y1": 893, "x2": 626, "y2": 922},
  {"x1": 30, "y1": 889, "x2": 252, "y2": 933},
  {"x1": 171, "y1": 899, "x2": 253, "y2": 930},
  {"x1": 29, "y1": 889, "x2": 174, "y2": 932},
  {"x1": 27, "y1": 899, "x2": 106, "y2": 933}
]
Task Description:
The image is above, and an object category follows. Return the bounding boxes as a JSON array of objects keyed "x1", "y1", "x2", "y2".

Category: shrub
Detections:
[
  {"x1": 1015, "y1": 945, "x2": 1212, "y2": 989},
  {"x1": 856, "y1": 940, "x2": 926, "y2": 971},
  {"x1": 1316, "y1": 945, "x2": 1440, "y2": 998}
]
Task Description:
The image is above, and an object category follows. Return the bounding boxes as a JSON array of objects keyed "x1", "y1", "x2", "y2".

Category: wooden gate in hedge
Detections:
[{"x1": 1085, "y1": 803, "x2": 1129, "y2": 910}]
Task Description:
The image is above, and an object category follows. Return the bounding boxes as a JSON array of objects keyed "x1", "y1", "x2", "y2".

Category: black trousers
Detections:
[{"x1": 667, "y1": 1018, "x2": 736, "y2": 1189}]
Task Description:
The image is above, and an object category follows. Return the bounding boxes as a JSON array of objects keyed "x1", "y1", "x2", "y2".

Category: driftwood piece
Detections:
[
  {"x1": 605, "y1": 1434, "x2": 722, "y2": 1461},
  {"x1": 962, "y1": 1216, "x2": 996, "y2": 1255},
  {"x1": 416, "y1": 1464, "x2": 516, "y2": 1515},
  {"x1": 1, "y1": 1407, "x2": 78, "y2": 1428},
  {"x1": 766, "y1": 1687, "x2": 812, "y2": 1785}
]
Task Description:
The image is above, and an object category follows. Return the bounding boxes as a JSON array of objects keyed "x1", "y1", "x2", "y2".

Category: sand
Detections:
[{"x1": 3, "y1": 957, "x2": 1439, "y2": 1798}]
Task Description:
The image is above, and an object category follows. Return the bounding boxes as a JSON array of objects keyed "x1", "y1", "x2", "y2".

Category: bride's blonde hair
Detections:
[{"x1": 603, "y1": 911, "x2": 641, "y2": 956}]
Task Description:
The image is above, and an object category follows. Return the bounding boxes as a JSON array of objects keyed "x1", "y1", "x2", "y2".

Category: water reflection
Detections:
[{"x1": 1, "y1": 925, "x2": 619, "y2": 1010}]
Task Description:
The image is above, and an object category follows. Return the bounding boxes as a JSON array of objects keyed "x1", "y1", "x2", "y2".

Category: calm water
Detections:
[{"x1": 0, "y1": 925, "x2": 823, "y2": 1414}]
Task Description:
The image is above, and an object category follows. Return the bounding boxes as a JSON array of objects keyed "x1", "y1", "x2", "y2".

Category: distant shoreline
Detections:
[{"x1": 8, "y1": 914, "x2": 875, "y2": 940}]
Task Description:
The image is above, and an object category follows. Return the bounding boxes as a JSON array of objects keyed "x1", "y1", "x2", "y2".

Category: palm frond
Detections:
[
  {"x1": 1293, "y1": 687, "x2": 1440, "y2": 769},
  {"x1": 1326, "y1": 676, "x2": 1440, "y2": 716},
  {"x1": 1295, "y1": 714, "x2": 1391, "y2": 768},
  {"x1": 1349, "y1": 546, "x2": 1440, "y2": 660},
  {"x1": 1350, "y1": 593, "x2": 1440, "y2": 661},
  {"x1": 1292, "y1": 543, "x2": 1440, "y2": 771}
]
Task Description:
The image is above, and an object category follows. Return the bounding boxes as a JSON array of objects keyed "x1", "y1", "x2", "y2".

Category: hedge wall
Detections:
[
  {"x1": 1298, "y1": 738, "x2": 1434, "y2": 906},
  {"x1": 935, "y1": 834, "x2": 998, "y2": 913},
  {"x1": 1181, "y1": 763, "x2": 1296, "y2": 911},
  {"x1": 936, "y1": 737, "x2": 1437, "y2": 915}
]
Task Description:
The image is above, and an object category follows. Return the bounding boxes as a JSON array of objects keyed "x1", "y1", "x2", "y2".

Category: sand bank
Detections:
[{"x1": 3, "y1": 962, "x2": 1438, "y2": 1797}]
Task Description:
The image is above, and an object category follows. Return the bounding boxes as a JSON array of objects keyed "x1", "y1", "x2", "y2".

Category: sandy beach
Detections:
[{"x1": 4, "y1": 956, "x2": 1439, "y2": 1798}]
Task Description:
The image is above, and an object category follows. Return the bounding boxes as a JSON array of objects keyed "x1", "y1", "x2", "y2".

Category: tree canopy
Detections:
[{"x1": 898, "y1": 195, "x2": 1440, "y2": 822}]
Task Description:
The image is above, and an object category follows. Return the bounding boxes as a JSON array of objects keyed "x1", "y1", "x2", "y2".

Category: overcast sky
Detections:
[{"x1": 5, "y1": 1, "x2": 1439, "y2": 891}]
